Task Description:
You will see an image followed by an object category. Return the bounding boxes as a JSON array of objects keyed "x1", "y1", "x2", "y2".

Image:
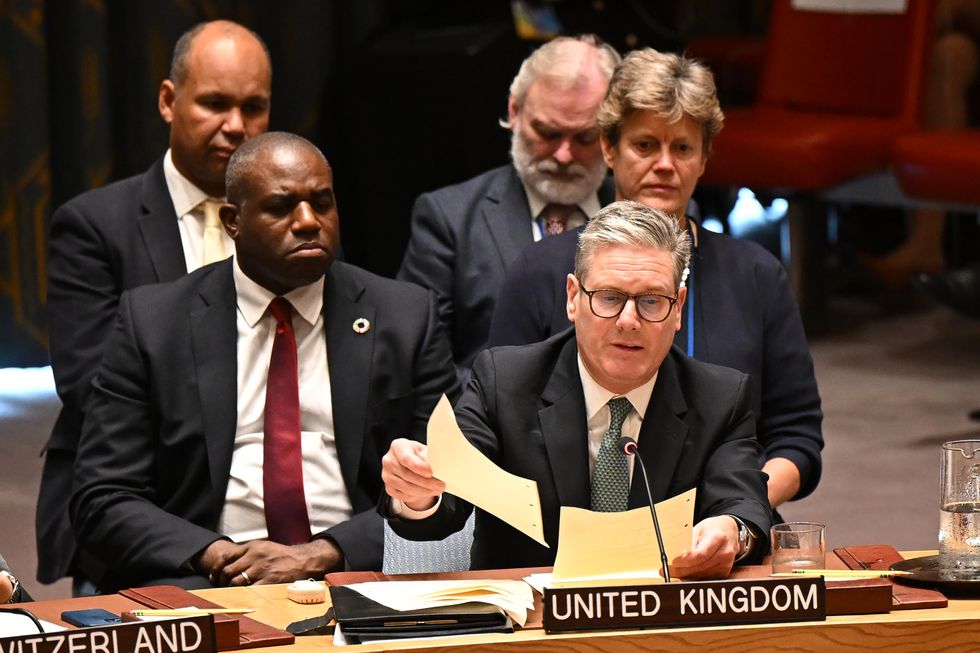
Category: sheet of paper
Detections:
[
  {"x1": 349, "y1": 579, "x2": 534, "y2": 626},
  {"x1": 426, "y1": 394, "x2": 547, "y2": 546},
  {"x1": 551, "y1": 487, "x2": 696, "y2": 581},
  {"x1": 0, "y1": 612, "x2": 65, "y2": 637}
]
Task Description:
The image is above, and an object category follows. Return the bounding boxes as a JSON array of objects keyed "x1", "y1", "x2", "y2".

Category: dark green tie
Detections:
[{"x1": 591, "y1": 397, "x2": 632, "y2": 512}]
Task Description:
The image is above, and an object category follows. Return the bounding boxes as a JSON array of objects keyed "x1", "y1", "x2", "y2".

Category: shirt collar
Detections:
[
  {"x1": 577, "y1": 351, "x2": 657, "y2": 423},
  {"x1": 521, "y1": 177, "x2": 602, "y2": 224},
  {"x1": 233, "y1": 257, "x2": 324, "y2": 327},
  {"x1": 163, "y1": 148, "x2": 220, "y2": 217}
]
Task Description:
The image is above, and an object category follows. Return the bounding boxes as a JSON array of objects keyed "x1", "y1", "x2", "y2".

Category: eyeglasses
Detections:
[{"x1": 576, "y1": 277, "x2": 677, "y2": 323}]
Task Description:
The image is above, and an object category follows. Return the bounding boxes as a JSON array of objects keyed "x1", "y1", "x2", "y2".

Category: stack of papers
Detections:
[{"x1": 348, "y1": 579, "x2": 535, "y2": 626}]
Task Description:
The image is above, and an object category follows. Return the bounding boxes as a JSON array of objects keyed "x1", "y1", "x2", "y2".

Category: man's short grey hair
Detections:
[
  {"x1": 169, "y1": 20, "x2": 272, "y2": 86},
  {"x1": 598, "y1": 48, "x2": 723, "y2": 154},
  {"x1": 574, "y1": 200, "x2": 691, "y2": 290},
  {"x1": 500, "y1": 34, "x2": 621, "y2": 128},
  {"x1": 225, "y1": 132, "x2": 329, "y2": 205}
]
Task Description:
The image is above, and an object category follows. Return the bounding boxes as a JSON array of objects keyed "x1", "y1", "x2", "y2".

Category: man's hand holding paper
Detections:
[
  {"x1": 382, "y1": 395, "x2": 547, "y2": 546},
  {"x1": 381, "y1": 439, "x2": 445, "y2": 512}
]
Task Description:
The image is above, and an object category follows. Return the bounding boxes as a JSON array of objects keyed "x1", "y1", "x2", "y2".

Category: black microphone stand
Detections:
[{"x1": 619, "y1": 436, "x2": 672, "y2": 583}]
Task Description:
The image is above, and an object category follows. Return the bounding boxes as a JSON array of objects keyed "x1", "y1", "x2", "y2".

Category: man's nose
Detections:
[
  {"x1": 552, "y1": 139, "x2": 575, "y2": 165},
  {"x1": 292, "y1": 202, "x2": 321, "y2": 231},
  {"x1": 616, "y1": 298, "x2": 642, "y2": 329},
  {"x1": 223, "y1": 108, "x2": 245, "y2": 135}
]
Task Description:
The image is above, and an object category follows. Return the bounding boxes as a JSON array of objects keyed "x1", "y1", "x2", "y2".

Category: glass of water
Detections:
[
  {"x1": 939, "y1": 440, "x2": 980, "y2": 581},
  {"x1": 770, "y1": 522, "x2": 826, "y2": 574}
]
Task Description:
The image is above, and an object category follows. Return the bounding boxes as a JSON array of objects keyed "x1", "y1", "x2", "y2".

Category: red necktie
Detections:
[
  {"x1": 263, "y1": 297, "x2": 312, "y2": 545},
  {"x1": 541, "y1": 203, "x2": 575, "y2": 236}
]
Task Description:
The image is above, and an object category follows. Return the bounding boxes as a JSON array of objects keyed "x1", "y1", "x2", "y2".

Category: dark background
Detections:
[{"x1": 0, "y1": 0, "x2": 772, "y2": 366}]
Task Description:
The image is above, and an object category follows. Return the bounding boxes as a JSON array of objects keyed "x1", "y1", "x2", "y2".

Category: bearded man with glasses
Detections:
[{"x1": 381, "y1": 200, "x2": 771, "y2": 579}]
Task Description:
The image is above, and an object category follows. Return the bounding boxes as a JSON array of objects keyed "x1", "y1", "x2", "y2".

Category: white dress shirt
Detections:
[
  {"x1": 217, "y1": 259, "x2": 352, "y2": 542},
  {"x1": 577, "y1": 354, "x2": 657, "y2": 482},
  {"x1": 162, "y1": 149, "x2": 235, "y2": 272},
  {"x1": 521, "y1": 181, "x2": 600, "y2": 241}
]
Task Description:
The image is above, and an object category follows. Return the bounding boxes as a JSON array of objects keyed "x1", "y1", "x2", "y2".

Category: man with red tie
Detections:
[{"x1": 70, "y1": 132, "x2": 458, "y2": 591}]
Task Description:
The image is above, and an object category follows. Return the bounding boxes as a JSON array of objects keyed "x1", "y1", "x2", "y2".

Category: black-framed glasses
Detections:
[{"x1": 576, "y1": 277, "x2": 677, "y2": 323}]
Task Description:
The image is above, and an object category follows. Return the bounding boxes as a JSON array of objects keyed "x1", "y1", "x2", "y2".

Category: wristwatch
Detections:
[
  {"x1": 0, "y1": 570, "x2": 27, "y2": 604},
  {"x1": 729, "y1": 516, "x2": 758, "y2": 563}
]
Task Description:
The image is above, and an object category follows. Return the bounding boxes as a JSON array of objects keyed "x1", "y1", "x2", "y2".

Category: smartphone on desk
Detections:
[{"x1": 61, "y1": 609, "x2": 122, "y2": 628}]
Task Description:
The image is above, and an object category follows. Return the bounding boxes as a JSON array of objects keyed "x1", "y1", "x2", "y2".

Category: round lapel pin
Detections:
[{"x1": 352, "y1": 317, "x2": 371, "y2": 334}]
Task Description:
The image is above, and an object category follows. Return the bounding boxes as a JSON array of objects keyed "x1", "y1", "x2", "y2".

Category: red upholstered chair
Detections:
[
  {"x1": 702, "y1": 0, "x2": 934, "y2": 191},
  {"x1": 699, "y1": 0, "x2": 935, "y2": 324},
  {"x1": 892, "y1": 130, "x2": 980, "y2": 205}
]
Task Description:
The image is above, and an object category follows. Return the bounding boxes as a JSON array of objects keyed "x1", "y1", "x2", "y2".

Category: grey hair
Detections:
[
  {"x1": 574, "y1": 200, "x2": 691, "y2": 290},
  {"x1": 500, "y1": 34, "x2": 621, "y2": 128},
  {"x1": 225, "y1": 132, "x2": 329, "y2": 205},
  {"x1": 169, "y1": 20, "x2": 272, "y2": 87},
  {"x1": 598, "y1": 48, "x2": 723, "y2": 154}
]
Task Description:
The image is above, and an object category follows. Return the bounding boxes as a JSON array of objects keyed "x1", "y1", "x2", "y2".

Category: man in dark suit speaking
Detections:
[
  {"x1": 40, "y1": 20, "x2": 272, "y2": 589},
  {"x1": 70, "y1": 133, "x2": 458, "y2": 591},
  {"x1": 397, "y1": 35, "x2": 620, "y2": 382},
  {"x1": 382, "y1": 201, "x2": 771, "y2": 579}
]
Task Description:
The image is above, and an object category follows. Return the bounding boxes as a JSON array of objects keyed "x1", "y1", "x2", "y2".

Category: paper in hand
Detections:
[
  {"x1": 426, "y1": 395, "x2": 548, "y2": 547},
  {"x1": 551, "y1": 488, "x2": 696, "y2": 582}
]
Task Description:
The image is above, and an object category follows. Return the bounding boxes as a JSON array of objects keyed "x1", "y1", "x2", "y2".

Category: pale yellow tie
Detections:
[{"x1": 201, "y1": 199, "x2": 227, "y2": 266}]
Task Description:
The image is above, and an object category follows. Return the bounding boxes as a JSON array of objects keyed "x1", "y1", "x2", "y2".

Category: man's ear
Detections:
[
  {"x1": 507, "y1": 95, "x2": 520, "y2": 126},
  {"x1": 673, "y1": 285, "x2": 687, "y2": 333},
  {"x1": 566, "y1": 273, "x2": 579, "y2": 324},
  {"x1": 219, "y1": 204, "x2": 240, "y2": 238},
  {"x1": 159, "y1": 80, "x2": 176, "y2": 124}
]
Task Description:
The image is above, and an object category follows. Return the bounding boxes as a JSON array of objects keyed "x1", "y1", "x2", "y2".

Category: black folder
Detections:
[{"x1": 329, "y1": 585, "x2": 513, "y2": 643}]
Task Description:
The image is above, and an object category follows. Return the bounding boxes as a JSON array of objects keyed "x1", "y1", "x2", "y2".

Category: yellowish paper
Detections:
[
  {"x1": 426, "y1": 395, "x2": 548, "y2": 547},
  {"x1": 551, "y1": 487, "x2": 696, "y2": 582}
]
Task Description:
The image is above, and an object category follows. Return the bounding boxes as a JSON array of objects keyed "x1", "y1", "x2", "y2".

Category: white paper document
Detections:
[{"x1": 426, "y1": 394, "x2": 547, "y2": 546}]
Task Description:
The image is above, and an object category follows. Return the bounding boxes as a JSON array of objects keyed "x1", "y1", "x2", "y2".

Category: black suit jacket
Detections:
[
  {"x1": 40, "y1": 159, "x2": 187, "y2": 583},
  {"x1": 388, "y1": 331, "x2": 772, "y2": 570},
  {"x1": 488, "y1": 226, "x2": 824, "y2": 500},
  {"x1": 69, "y1": 259, "x2": 459, "y2": 590},
  {"x1": 396, "y1": 164, "x2": 615, "y2": 380}
]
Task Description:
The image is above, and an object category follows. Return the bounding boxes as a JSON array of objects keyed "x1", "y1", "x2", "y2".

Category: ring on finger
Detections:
[{"x1": 240, "y1": 571, "x2": 251, "y2": 586}]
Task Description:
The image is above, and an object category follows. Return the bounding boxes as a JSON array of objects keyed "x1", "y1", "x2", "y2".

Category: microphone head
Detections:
[{"x1": 618, "y1": 436, "x2": 637, "y2": 455}]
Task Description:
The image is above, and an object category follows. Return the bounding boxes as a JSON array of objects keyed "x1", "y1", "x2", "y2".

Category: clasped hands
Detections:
[
  {"x1": 192, "y1": 537, "x2": 343, "y2": 587},
  {"x1": 382, "y1": 438, "x2": 742, "y2": 579}
]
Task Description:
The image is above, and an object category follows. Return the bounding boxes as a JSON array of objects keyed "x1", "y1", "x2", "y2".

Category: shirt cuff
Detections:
[{"x1": 390, "y1": 495, "x2": 442, "y2": 520}]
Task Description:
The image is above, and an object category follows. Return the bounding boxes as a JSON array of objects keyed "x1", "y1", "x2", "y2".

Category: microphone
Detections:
[{"x1": 618, "y1": 436, "x2": 672, "y2": 583}]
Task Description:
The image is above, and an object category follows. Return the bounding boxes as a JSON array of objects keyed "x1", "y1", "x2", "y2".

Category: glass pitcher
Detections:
[{"x1": 939, "y1": 440, "x2": 980, "y2": 581}]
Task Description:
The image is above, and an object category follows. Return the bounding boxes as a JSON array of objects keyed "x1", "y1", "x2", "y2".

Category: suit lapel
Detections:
[
  {"x1": 189, "y1": 261, "x2": 238, "y2": 500},
  {"x1": 629, "y1": 351, "x2": 690, "y2": 507},
  {"x1": 324, "y1": 263, "x2": 375, "y2": 497},
  {"x1": 481, "y1": 166, "x2": 535, "y2": 268},
  {"x1": 139, "y1": 159, "x2": 187, "y2": 283},
  {"x1": 539, "y1": 336, "x2": 591, "y2": 508}
]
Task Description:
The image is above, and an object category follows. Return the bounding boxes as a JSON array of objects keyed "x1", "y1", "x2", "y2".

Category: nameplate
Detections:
[
  {"x1": 0, "y1": 614, "x2": 217, "y2": 653},
  {"x1": 543, "y1": 577, "x2": 825, "y2": 632}
]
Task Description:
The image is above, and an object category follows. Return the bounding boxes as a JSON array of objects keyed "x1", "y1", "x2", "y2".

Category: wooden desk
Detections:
[{"x1": 191, "y1": 551, "x2": 980, "y2": 652}]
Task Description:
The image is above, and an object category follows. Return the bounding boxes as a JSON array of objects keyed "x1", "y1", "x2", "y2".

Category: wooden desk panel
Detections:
[
  {"x1": 191, "y1": 552, "x2": 980, "y2": 653},
  {"x1": 8, "y1": 550, "x2": 977, "y2": 652}
]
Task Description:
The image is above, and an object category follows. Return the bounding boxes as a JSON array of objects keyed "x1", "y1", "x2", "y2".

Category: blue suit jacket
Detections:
[
  {"x1": 488, "y1": 226, "x2": 824, "y2": 500},
  {"x1": 397, "y1": 164, "x2": 615, "y2": 380}
]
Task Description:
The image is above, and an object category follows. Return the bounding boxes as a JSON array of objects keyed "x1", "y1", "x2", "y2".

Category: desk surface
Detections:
[{"x1": 190, "y1": 551, "x2": 980, "y2": 653}]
